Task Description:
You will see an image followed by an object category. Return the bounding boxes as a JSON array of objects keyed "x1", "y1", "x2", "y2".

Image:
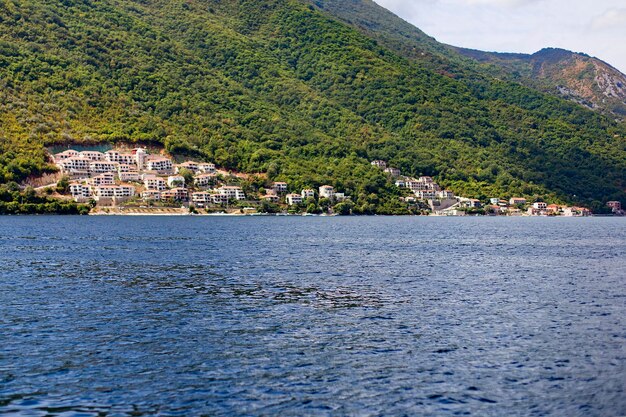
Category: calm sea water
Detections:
[{"x1": 0, "y1": 216, "x2": 624, "y2": 416}]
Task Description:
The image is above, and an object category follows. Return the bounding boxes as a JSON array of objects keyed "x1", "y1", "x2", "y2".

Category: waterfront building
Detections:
[
  {"x1": 143, "y1": 175, "x2": 167, "y2": 191},
  {"x1": 272, "y1": 182, "x2": 288, "y2": 194},
  {"x1": 371, "y1": 160, "x2": 387, "y2": 169},
  {"x1": 384, "y1": 167, "x2": 401, "y2": 177},
  {"x1": 146, "y1": 157, "x2": 173, "y2": 173},
  {"x1": 79, "y1": 151, "x2": 105, "y2": 161},
  {"x1": 218, "y1": 186, "x2": 246, "y2": 200},
  {"x1": 167, "y1": 175, "x2": 185, "y2": 188},
  {"x1": 509, "y1": 197, "x2": 527, "y2": 205},
  {"x1": 194, "y1": 173, "x2": 216, "y2": 188},
  {"x1": 286, "y1": 193, "x2": 303, "y2": 205},
  {"x1": 319, "y1": 185, "x2": 334, "y2": 199}
]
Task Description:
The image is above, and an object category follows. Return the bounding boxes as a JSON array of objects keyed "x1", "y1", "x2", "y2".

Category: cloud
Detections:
[
  {"x1": 590, "y1": 8, "x2": 626, "y2": 30},
  {"x1": 458, "y1": 0, "x2": 543, "y2": 6}
]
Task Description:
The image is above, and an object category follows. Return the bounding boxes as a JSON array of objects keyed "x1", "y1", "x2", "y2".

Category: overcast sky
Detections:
[{"x1": 373, "y1": 0, "x2": 626, "y2": 74}]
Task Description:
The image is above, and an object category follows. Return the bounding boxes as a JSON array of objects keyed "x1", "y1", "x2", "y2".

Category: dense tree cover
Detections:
[
  {"x1": 0, "y1": 0, "x2": 624, "y2": 213},
  {"x1": 0, "y1": 182, "x2": 90, "y2": 214}
]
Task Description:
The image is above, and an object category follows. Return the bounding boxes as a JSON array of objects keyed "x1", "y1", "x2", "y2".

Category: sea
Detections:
[{"x1": 0, "y1": 216, "x2": 624, "y2": 416}]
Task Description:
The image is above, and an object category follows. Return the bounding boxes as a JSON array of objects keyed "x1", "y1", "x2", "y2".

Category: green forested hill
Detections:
[{"x1": 0, "y1": 0, "x2": 625, "y2": 211}]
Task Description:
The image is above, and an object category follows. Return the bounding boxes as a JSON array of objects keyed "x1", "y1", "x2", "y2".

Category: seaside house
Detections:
[
  {"x1": 218, "y1": 186, "x2": 246, "y2": 200},
  {"x1": 175, "y1": 161, "x2": 199, "y2": 173},
  {"x1": 161, "y1": 188, "x2": 189, "y2": 201},
  {"x1": 261, "y1": 194, "x2": 280, "y2": 203},
  {"x1": 88, "y1": 173, "x2": 115, "y2": 186},
  {"x1": 141, "y1": 190, "x2": 161, "y2": 201},
  {"x1": 197, "y1": 163, "x2": 216, "y2": 174},
  {"x1": 509, "y1": 197, "x2": 527, "y2": 206},
  {"x1": 286, "y1": 193, "x2": 303, "y2": 205},
  {"x1": 69, "y1": 183, "x2": 92, "y2": 202},
  {"x1": 79, "y1": 151, "x2": 105, "y2": 161},
  {"x1": 89, "y1": 161, "x2": 118, "y2": 174},
  {"x1": 105, "y1": 150, "x2": 136, "y2": 165},
  {"x1": 301, "y1": 189, "x2": 315, "y2": 199},
  {"x1": 272, "y1": 182, "x2": 288, "y2": 194},
  {"x1": 319, "y1": 185, "x2": 335, "y2": 199},
  {"x1": 146, "y1": 157, "x2": 173, "y2": 173},
  {"x1": 191, "y1": 192, "x2": 212, "y2": 207},
  {"x1": 532, "y1": 202, "x2": 547, "y2": 210}
]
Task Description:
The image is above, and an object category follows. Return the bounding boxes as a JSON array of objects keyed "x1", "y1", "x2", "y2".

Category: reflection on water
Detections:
[{"x1": 0, "y1": 216, "x2": 625, "y2": 416}]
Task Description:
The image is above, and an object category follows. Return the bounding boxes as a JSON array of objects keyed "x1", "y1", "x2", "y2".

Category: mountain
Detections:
[
  {"x1": 0, "y1": 0, "x2": 624, "y2": 212},
  {"x1": 309, "y1": 0, "x2": 626, "y2": 120},
  {"x1": 455, "y1": 47, "x2": 626, "y2": 120}
]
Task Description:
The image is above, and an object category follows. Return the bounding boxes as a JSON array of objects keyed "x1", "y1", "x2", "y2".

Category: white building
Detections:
[
  {"x1": 211, "y1": 193, "x2": 229, "y2": 204},
  {"x1": 58, "y1": 157, "x2": 91, "y2": 174},
  {"x1": 198, "y1": 163, "x2": 216, "y2": 174},
  {"x1": 143, "y1": 175, "x2": 167, "y2": 191},
  {"x1": 371, "y1": 160, "x2": 387, "y2": 169},
  {"x1": 167, "y1": 175, "x2": 185, "y2": 188},
  {"x1": 88, "y1": 172, "x2": 115, "y2": 186},
  {"x1": 533, "y1": 202, "x2": 547, "y2": 210},
  {"x1": 286, "y1": 193, "x2": 303, "y2": 205},
  {"x1": 89, "y1": 161, "x2": 118, "y2": 174},
  {"x1": 161, "y1": 188, "x2": 188, "y2": 201},
  {"x1": 334, "y1": 193, "x2": 346, "y2": 201},
  {"x1": 142, "y1": 190, "x2": 161, "y2": 201},
  {"x1": 416, "y1": 189, "x2": 436, "y2": 200},
  {"x1": 191, "y1": 192, "x2": 212, "y2": 207},
  {"x1": 437, "y1": 190, "x2": 455, "y2": 200},
  {"x1": 69, "y1": 183, "x2": 91, "y2": 202},
  {"x1": 301, "y1": 189, "x2": 315, "y2": 199},
  {"x1": 175, "y1": 161, "x2": 199, "y2": 173},
  {"x1": 395, "y1": 179, "x2": 406, "y2": 188},
  {"x1": 194, "y1": 173, "x2": 216, "y2": 188},
  {"x1": 218, "y1": 186, "x2": 245, "y2": 200},
  {"x1": 146, "y1": 157, "x2": 173, "y2": 173},
  {"x1": 273, "y1": 182, "x2": 288, "y2": 193},
  {"x1": 105, "y1": 150, "x2": 136, "y2": 165},
  {"x1": 319, "y1": 185, "x2": 334, "y2": 199},
  {"x1": 384, "y1": 167, "x2": 401, "y2": 177},
  {"x1": 119, "y1": 171, "x2": 140, "y2": 182},
  {"x1": 79, "y1": 151, "x2": 105, "y2": 161},
  {"x1": 94, "y1": 185, "x2": 135, "y2": 199},
  {"x1": 54, "y1": 149, "x2": 79, "y2": 161}
]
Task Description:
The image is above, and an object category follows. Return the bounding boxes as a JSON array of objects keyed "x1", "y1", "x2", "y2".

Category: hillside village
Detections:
[{"x1": 48, "y1": 147, "x2": 620, "y2": 216}]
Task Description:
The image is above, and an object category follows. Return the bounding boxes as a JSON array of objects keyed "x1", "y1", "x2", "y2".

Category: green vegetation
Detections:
[
  {"x1": 0, "y1": 182, "x2": 90, "y2": 214},
  {"x1": 0, "y1": 0, "x2": 624, "y2": 214}
]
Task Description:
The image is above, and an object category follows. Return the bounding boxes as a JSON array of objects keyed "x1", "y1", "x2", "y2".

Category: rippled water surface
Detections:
[{"x1": 1, "y1": 216, "x2": 625, "y2": 416}]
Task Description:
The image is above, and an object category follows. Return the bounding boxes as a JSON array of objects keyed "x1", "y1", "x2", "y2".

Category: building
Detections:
[
  {"x1": 437, "y1": 190, "x2": 455, "y2": 200},
  {"x1": 79, "y1": 151, "x2": 105, "y2": 161},
  {"x1": 509, "y1": 197, "x2": 527, "y2": 206},
  {"x1": 272, "y1": 182, "x2": 288, "y2": 194},
  {"x1": 194, "y1": 173, "x2": 216, "y2": 188},
  {"x1": 119, "y1": 171, "x2": 140, "y2": 182},
  {"x1": 334, "y1": 193, "x2": 346, "y2": 201},
  {"x1": 301, "y1": 189, "x2": 315, "y2": 199},
  {"x1": 406, "y1": 181, "x2": 430, "y2": 192},
  {"x1": 461, "y1": 198, "x2": 481, "y2": 208},
  {"x1": 134, "y1": 148, "x2": 147, "y2": 170},
  {"x1": 211, "y1": 193, "x2": 229, "y2": 204},
  {"x1": 394, "y1": 179, "x2": 406, "y2": 188},
  {"x1": 89, "y1": 161, "x2": 118, "y2": 174},
  {"x1": 58, "y1": 157, "x2": 91, "y2": 174},
  {"x1": 54, "y1": 149, "x2": 79, "y2": 161},
  {"x1": 319, "y1": 185, "x2": 334, "y2": 199},
  {"x1": 143, "y1": 175, "x2": 167, "y2": 191},
  {"x1": 191, "y1": 192, "x2": 212, "y2": 207},
  {"x1": 105, "y1": 150, "x2": 135, "y2": 165},
  {"x1": 416, "y1": 189, "x2": 436, "y2": 200},
  {"x1": 167, "y1": 175, "x2": 185, "y2": 188},
  {"x1": 384, "y1": 167, "x2": 401, "y2": 177},
  {"x1": 418, "y1": 176, "x2": 434, "y2": 184},
  {"x1": 533, "y1": 202, "x2": 547, "y2": 210},
  {"x1": 69, "y1": 183, "x2": 91, "y2": 202},
  {"x1": 286, "y1": 193, "x2": 303, "y2": 205},
  {"x1": 161, "y1": 188, "x2": 188, "y2": 201},
  {"x1": 261, "y1": 194, "x2": 280, "y2": 203},
  {"x1": 198, "y1": 163, "x2": 216, "y2": 174},
  {"x1": 607, "y1": 201, "x2": 622, "y2": 212},
  {"x1": 489, "y1": 198, "x2": 501, "y2": 205},
  {"x1": 547, "y1": 204, "x2": 561, "y2": 214},
  {"x1": 218, "y1": 186, "x2": 245, "y2": 200},
  {"x1": 371, "y1": 160, "x2": 387, "y2": 169},
  {"x1": 88, "y1": 173, "x2": 115, "y2": 186},
  {"x1": 175, "y1": 161, "x2": 199, "y2": 173},
  {"x1": 146, "y1": 157, "x2": 173, "y2": 173},
  {"x1": 94, "y1": 185, "x2": 135, "y2": 199},
  {"x1": 141, "y1": 190, "x2": 161, "y2": 201}
]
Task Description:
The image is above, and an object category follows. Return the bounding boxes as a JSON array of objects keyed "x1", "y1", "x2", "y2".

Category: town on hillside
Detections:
[{"x1": 47, "y1": 148, "x2": 621, "y2": 216}]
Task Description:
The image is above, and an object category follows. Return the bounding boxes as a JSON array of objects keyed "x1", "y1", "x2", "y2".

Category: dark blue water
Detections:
[{"x1": 1, "y1": 216, "x2": 624, "y2": 416}]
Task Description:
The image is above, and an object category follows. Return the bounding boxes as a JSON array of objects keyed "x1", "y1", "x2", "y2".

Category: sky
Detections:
[{"x1": 373, "y1": 0, "x2": 626, "y2": 74}]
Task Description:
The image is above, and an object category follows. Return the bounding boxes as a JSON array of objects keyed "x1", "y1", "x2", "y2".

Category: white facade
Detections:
[
  {"x1": 88, "y1": 173, "x2": 115, "y2": 186},
  {"x1": 105, "y1": 150, "x2": 136, "y2": 165},
  {"x1": 371, "y1": 160, "x2": 387, "y2": 169},
  {"x1": 384, "y1": 168, "x2": 401, "y2": 177},
  {"x1": 194, "y1": 174, "x2": 215, "y2": 188},
  {"x1": 89, "y1": 161, "x2": 118, "y2": 174},
  {"x1": 142, "y1": 190, "x2": 161, "y2": 201},
  {"x1": 119, "y1": 171, "x2": 140, "y2": 182},
  {"x1": 533, "y1": 202, "x2": 547, "y2": 210},
  {"x1": 273, "y1": 182, "x2": 288, "y2": 193},
  {"x1": 416, "y1": 189, "x2": 436, "y2": 200},
  {"x1": 143, "y1": 175, "x2": 167, "y2": 191},
  {"x1": 79, "y1": 151, "x2": 105, "y2": 161},
  {"x1": 146, "y1": 157, "x2": 173, "y2": 173},
  {"x1": 301, "y1": 189, "x2": 315, "y2": 199},
  {"x1": 191, "y1": 192, "x2": 212, "y2": 206},
  {"x1": 319, "y1": 185, "x2": 334, "y2": 199},
  {"x1": 167, "y1": 175, "x2": 185, "y2": 188},
  {"x1": 286, "y1": 194, "x2": 303, "y2": 205},
  {"x1": 218, "y1": 186, "x2": 245, "y2": 200},
  {"x1": 198, "y1": 163, "x2": 216, "y2": 174},
  {"x1": 69, "y1": 183, "x2": 91, "y2": 202}
]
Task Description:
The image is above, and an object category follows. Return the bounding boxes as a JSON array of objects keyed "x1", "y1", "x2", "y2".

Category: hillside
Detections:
[
  {"x1": 456, "y1": 47, "x2": 626, "y2": 119},
  {"x1": 309, "y1": 0, "x2": 626, "y2": 120},
  {"x1": 0, "y1": 0, "x2": 625, "y2": 212}
]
